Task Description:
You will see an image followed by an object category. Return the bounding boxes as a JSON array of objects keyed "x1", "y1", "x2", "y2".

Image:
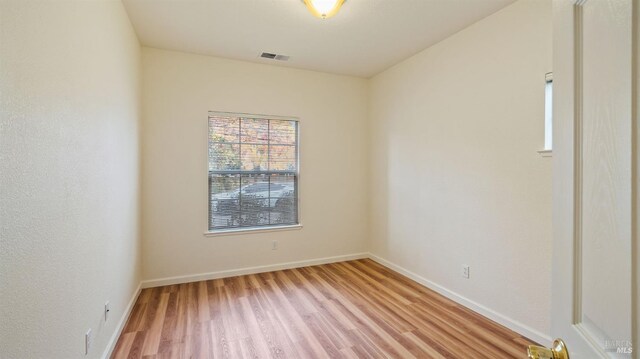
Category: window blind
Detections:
[{"x1": 208, "y1": 114, "x2": 299, "y2": 231}]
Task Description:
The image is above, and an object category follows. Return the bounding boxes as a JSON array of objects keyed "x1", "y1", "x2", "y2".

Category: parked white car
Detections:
[{"x1": 211, "y1": 182, "x2": 294, "y2": 212}]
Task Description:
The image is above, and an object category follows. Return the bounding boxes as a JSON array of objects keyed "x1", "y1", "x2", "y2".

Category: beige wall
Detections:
[
  {"x1": 140, "y1": 48, "x2": 369, "y2": 282},
  {"x1": 368, "y1": 0, "x2": 552, "y2": 342},
  {"x1": 0, "y1": 1, "x2": 141, "y2": 358},
  {"x1": 0, "y1": 0, "x2": 554, "y2": 354}
]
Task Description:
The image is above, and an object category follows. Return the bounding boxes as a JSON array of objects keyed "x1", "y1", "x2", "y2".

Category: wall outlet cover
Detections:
[{"x1": 462, "y1": 265, "x2": 470, "y2": 279}]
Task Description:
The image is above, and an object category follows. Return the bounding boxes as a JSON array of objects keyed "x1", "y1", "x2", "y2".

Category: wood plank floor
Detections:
[{"x1": 112, "y1": 259, "x2": 536, "y2": 358}]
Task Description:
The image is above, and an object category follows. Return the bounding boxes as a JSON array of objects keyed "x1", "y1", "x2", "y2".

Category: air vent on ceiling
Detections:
[{"x1": 260, "y1": 52, "x2": 290, "y2": 61}]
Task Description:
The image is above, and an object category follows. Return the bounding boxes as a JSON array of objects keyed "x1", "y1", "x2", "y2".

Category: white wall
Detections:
[
  {"x1": 368, "y1": 0, "x2": 552, "y2": 342},
  {"x1": 141, "y1": 48, "x2": 369, "y2": 282},
  {"x1": 0, "y1": 1, "x2": 141, "y2": 358}
]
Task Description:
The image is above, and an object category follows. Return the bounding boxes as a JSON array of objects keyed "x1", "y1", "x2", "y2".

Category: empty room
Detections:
[{"x1": 1, "y1": 0, "x2": 637, "y2": 358}]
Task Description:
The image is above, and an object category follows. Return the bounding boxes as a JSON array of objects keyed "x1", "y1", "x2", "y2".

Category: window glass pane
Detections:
[
  {"x1": 269, "y1": 120, "x2": 297, "y2": 145},
  {"x1": 269, "y1": 145, "x2": 297, "y2": 171},
  {"x1": 239, "y1": 174, "x2": 270, "y2": 227},
  {"x1": 209, "y1": 116, "x2": 239, "y2": 143},
  {"x1": 269, "y1": 174, "x2": 297, "y2": 225},
  {"x1": 241, "y1": 144, "x2": 268, "y2": 171},
  {"x1": 210, "y1": 173, "x2": 240, "y2": 198},
  {"x1": 210, "y1": 200, "x2": 240, "y2": 228},
  {"x1": 239, "y1": 174, "x2": 269, "y2": 199},
  {"x1": 209, "y1": 143, "x2": 240, "y2": 171},
  {"x1": 209, "y1": 174, "x2": 240, "y2": 228},
  {"x1": 238, "y1": 199, "x2": 270, "y2": 227},
  {"x1": 241, "y1": 118, "x2": 269, "y2": 144}
]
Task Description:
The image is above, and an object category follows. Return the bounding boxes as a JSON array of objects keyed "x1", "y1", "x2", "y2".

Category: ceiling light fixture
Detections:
[{"x1": 303, "y1": 0, "x2": 345, "y2": 19}]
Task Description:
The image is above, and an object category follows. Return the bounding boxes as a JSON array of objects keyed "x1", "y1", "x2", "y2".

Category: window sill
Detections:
[
  {"x1": 537, "y1": 149, "x2": 553, "y2": 157},
  {"x1": 204, "y1": 224, "x2": 303, "y2": 237}
]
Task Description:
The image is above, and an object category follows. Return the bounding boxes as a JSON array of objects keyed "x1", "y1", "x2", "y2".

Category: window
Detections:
[
  {"x1": 208, "y1": 113, "x2": 299, "y2": 232},
  {"x1": 543, "y1": 72, "x2": 553, "y2": 151}
]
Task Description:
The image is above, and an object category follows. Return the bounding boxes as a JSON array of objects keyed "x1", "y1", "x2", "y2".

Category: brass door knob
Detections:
[{"x1": 527, "y1": 338, "x2": 569, "y2": 359}]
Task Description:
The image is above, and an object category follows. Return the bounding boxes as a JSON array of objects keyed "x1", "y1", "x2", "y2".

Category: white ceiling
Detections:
[{"x1": 123, "y1": 0, "x2": 515, "y2": 78}]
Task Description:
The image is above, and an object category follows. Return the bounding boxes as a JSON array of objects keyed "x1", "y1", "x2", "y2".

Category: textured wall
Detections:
[
  {"x1": 0, "y1": 1, "x2": 141, "y2": 358},
  {"x1": 368, "y1": 0, "x2": 553, "y2": 340},
  {"x1": 140, "y1": 48, "x2": 369, "y2": 282}
]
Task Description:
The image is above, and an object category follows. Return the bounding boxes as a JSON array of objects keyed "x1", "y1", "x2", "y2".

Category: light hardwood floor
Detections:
[{"x1": 112, "y1": 259, "x2": 536, "y2": 358}]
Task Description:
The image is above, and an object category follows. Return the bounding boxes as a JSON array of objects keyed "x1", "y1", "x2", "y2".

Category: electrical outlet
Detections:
[
  {"x1": 462, "y1": 265, "x2": 470, "y2": 279},
  {"x1": 85, "y1": 328, "x2": 92, "y2": 355},
  {"x1": 105, "y1": 301, "x2": 110, "y2": 321},
  {"x1": 272, "y1": 240, "x2": 278, "y2": 250}
]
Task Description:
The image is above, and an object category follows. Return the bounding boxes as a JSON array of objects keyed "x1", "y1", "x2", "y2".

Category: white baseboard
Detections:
[
  {"x1": 141, "y1": 252, "x2": 369, "y2": 289},
  {"x1": 101, "y1": 282, "x2": 142, "y2": 359},
  {"x1": 367, "y1": 253, "x2": 551, "y2": 345}
]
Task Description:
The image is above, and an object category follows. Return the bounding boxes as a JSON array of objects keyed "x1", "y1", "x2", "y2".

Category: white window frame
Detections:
[
  {"x1": 538, "y1": 72, "x2": 553, "y2": 157},
  {"x1": 204, "y1": 111, "x2": 302, "y2": 237}
]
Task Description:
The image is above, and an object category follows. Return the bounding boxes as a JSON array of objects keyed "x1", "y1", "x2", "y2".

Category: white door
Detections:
[{"x1": 551, "y1": 0, "x2": 637, "y2": 358}]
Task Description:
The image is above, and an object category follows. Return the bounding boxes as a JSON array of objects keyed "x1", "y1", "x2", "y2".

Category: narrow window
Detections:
[
  {"x1": 544, "y1": 72, "x2": 553, "y2": 151},
  {"x1": 208, "y1": 113, "x2": 299, "y2": 231}
]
